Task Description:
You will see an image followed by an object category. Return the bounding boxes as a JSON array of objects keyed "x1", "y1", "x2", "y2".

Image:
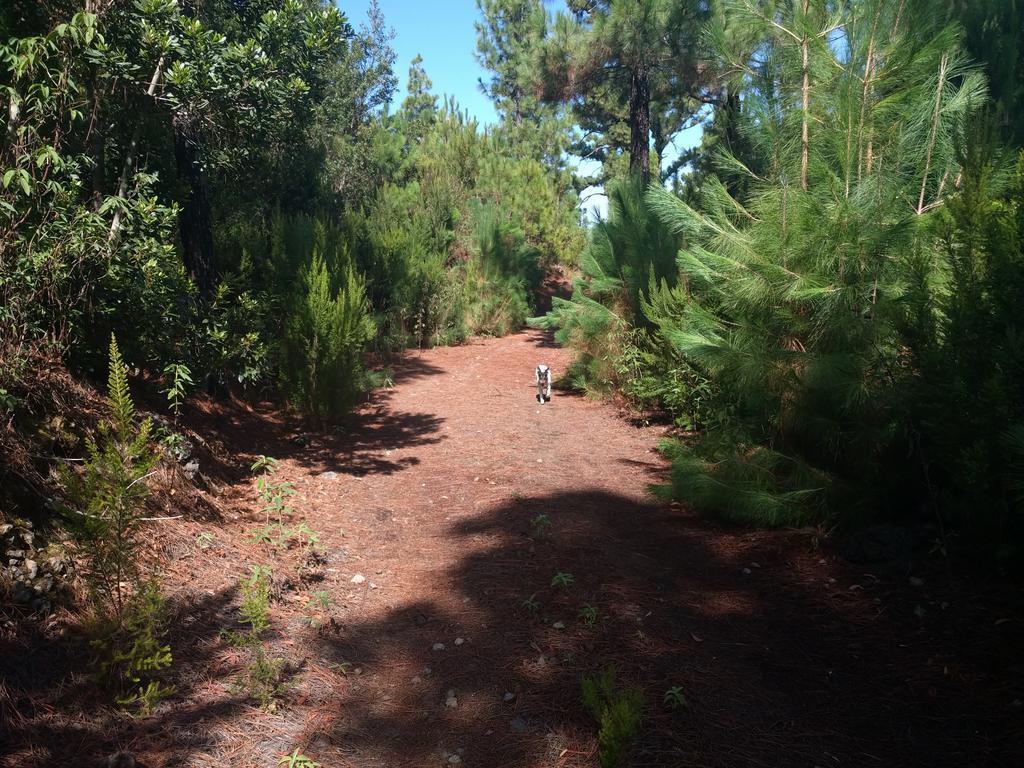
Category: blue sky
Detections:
[
  {"x1": 339, "y1": 0, "x2": 498, "y2": 125},
  {"x1": 338, "y1": 1, "x2": 703, "y2": 221}
]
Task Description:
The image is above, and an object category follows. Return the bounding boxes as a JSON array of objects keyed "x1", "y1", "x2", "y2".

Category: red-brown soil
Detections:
[{"x1": 2, "y1": 330, "x2": 1022, "y2": 767}]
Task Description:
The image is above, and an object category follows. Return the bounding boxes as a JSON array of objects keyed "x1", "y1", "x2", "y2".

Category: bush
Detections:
[
  {"x1": 63, "y1": 336, "x2": 157, "y2": 619},
  {"x1": 91, "y1": 581, "x2": 175, "y2": 716},
  {"x1": 62, "y1": 337, "x2": 173, "y2": 713},
  {"x1": 581, "y1": 666, "x2": 645, "y2": 768},
  {"x1": 283, "y1": 255, "x2": 375, "y2": 421}
]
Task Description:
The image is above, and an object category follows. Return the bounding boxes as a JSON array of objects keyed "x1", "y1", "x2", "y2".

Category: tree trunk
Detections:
[
  {"x1": 629, "y1": 65, "x2": 651, "y2": 185},
  {"x1": 174, "y1": 117, "x2": 216, "y2": 296},
  {"x1": 800, "y1": 0, "x2": 810, "y2": 191}
]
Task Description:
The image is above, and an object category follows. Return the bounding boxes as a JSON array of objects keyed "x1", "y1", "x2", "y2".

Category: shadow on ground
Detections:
[
  {"x1": 4, "y1": 335, "x2": 1022, "y2": 767},
  {"x1": 182, "y1": 353, "x2": 448, "y2": 481},
  {"x1": 3, "y1": 494, "x2": 1021, "y2": 767},
  {"x1": 293, "y1": 490, "x2": 1023, "y2": 768},
  {"x1": 0, "y1": 587, "x2": 256, "y2": 767}
]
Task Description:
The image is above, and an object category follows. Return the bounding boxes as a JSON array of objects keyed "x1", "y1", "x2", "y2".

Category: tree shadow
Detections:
[
  {"x1": 293, "y1": 489, "x2": 1022, "y2": 768},
  {"x1": 179, "y1": 353, "x2": 448, "y2": 481},
  {"x1": 0, "y1": 586, "x2": 272, "y2": 767},
  {"x1": 5, "y1": 488, "x2": 1019, "y2": 766},
  {"x1": 526, "y1": 328, "x2": 561, "y2": 350}
]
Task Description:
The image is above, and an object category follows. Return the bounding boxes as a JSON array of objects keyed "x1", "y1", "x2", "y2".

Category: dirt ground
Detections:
[{"x1": 2, "y1": 329, "x2": 1022, "y2": 767}]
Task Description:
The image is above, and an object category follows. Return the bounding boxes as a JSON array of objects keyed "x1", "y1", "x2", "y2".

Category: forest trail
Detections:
[
  {"x1": 7, "y1": 331, "x2": 1014, "y2": 768},
  {"x1": 178, "y1": 328, "x2": 1011, "y2": 768}
]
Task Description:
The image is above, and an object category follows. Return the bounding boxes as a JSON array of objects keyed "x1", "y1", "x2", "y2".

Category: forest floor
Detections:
[{"x1": 2, "y1": 329, "x2": 1023, "y2": 767}]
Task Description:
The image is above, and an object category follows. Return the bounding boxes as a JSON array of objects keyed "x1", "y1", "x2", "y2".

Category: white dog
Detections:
[{"x1": 535, "y1": 364, "x2": 552, "y2": 404}]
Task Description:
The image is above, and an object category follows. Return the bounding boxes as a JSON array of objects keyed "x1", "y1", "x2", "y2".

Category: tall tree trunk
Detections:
[
  {"x1": 174, "y1": 117, "x2": 216, "y2": 296},
  {"x1": 800, "y1": 0, "x2": 810, "y2": 191},
  {"x1": 629, "y1": 65, "x2": 651, "y2": 185}
]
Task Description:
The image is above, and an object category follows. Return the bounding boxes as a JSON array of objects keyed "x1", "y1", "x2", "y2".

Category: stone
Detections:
[
  {"x1": 183, "y1": 460, "x2": 200, "y2": 479},
  {"x1": 33, "y1": 574, "x2": 54, "y2": 594},
  {"x1": 445, "y1": 689, "x2": 458, "y2": 708},
  {"x1": 552, "y1": 621, "x2": 565, "y2": 629},
  {"x1": 350, "y1": 574, "x2": 366, "y2": 584},
  {"x1": 447, "y1": 755, "x2": 462, "y2": 764},
  {"x1": 741, "y1": 567, "x2": 752, "y2": 575},
  {"x1": 319, "y1": 471, "x2": 339, "y2": 480},
  {"x1": 454, "y1": 637, "x2": 465, "y2": 646},
  {"x1": 23, "y1": 559, "x2": 38, "y2": 580},
  {"x1": 432, "y1": 643, "x2": 446, "y2": 651},
  {"x1": 503, "y1": 692, "x2": 515, "y2": 703},
  {"x1": 909, "y1": 576, "x2": 925, "y2": 587}
]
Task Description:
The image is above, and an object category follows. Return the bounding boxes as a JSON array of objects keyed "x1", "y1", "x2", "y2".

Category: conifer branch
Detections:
[{"x1": 917, "y1": 52, "x2": 949, "y2": 215}]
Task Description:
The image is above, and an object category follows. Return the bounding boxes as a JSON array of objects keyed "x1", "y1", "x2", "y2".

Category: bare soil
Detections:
[{"x1": 2, "y1": 329, "x2": 1022, "y2": 767}]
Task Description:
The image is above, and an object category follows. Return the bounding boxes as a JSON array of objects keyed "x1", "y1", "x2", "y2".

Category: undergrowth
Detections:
[{"x1": 581, "y1": 666, "x2": 645, "y2": 768}]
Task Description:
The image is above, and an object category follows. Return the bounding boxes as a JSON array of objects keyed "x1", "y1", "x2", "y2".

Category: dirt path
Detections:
[
  {"x1": 204, "y1": 329, "x2": 1015, "y2": 768},
  {"x1": 3, "y1": 330, "x2": 1019, "y2": 767}
]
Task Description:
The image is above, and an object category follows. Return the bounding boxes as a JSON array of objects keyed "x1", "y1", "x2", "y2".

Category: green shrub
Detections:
[
  {"x1": 581, "y1": 666, "x2": 645, "y2": 768},
  {"x1": 64, "y1": 335, "x2": 158, "y2": 620},
  {"x1": 239, "y1": 565, "x2": 272, "y2": 637},
  {"x1": 91, "y1": 581, "x2": 175, "y2": 716},
  {"x1": 243, "y1": 646, "x2": 289, "y2": 709},
  {"x1": 532, "y1": 178, "x2": 676, "y2": 396},
  {"x1": 284, "y1": 254, "x2": 375, "y2": 420}
]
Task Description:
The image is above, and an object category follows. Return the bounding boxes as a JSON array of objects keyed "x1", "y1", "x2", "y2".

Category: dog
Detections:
[{"x1": 535, "y1": 364, "x2": 552, "y2": 404}]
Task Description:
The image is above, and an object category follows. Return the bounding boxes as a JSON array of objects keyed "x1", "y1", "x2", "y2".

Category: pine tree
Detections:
[
  {"x1": 401, "y1": 54, "x2": 439, "y2": 143},
  {"x1": 641, "y1": 2, "x2": 987, "y2": 526},
  {"x1": 532, "y1": 176, "x2": 677, "y2": 392},
  {"x1": 65, "y1": 336, "x2": 157, "y2": 620},
  {"x1": 286, "y1": 252, "x2": 376, "y2": 421},
  {"x1": 537, "y1": 0, "x2": 708, "y2": 184}
]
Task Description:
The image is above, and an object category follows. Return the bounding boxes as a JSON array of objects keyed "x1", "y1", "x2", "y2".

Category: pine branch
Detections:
[{"x1": 917, "y1": 52, "x2": 949, "y2": 215}]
